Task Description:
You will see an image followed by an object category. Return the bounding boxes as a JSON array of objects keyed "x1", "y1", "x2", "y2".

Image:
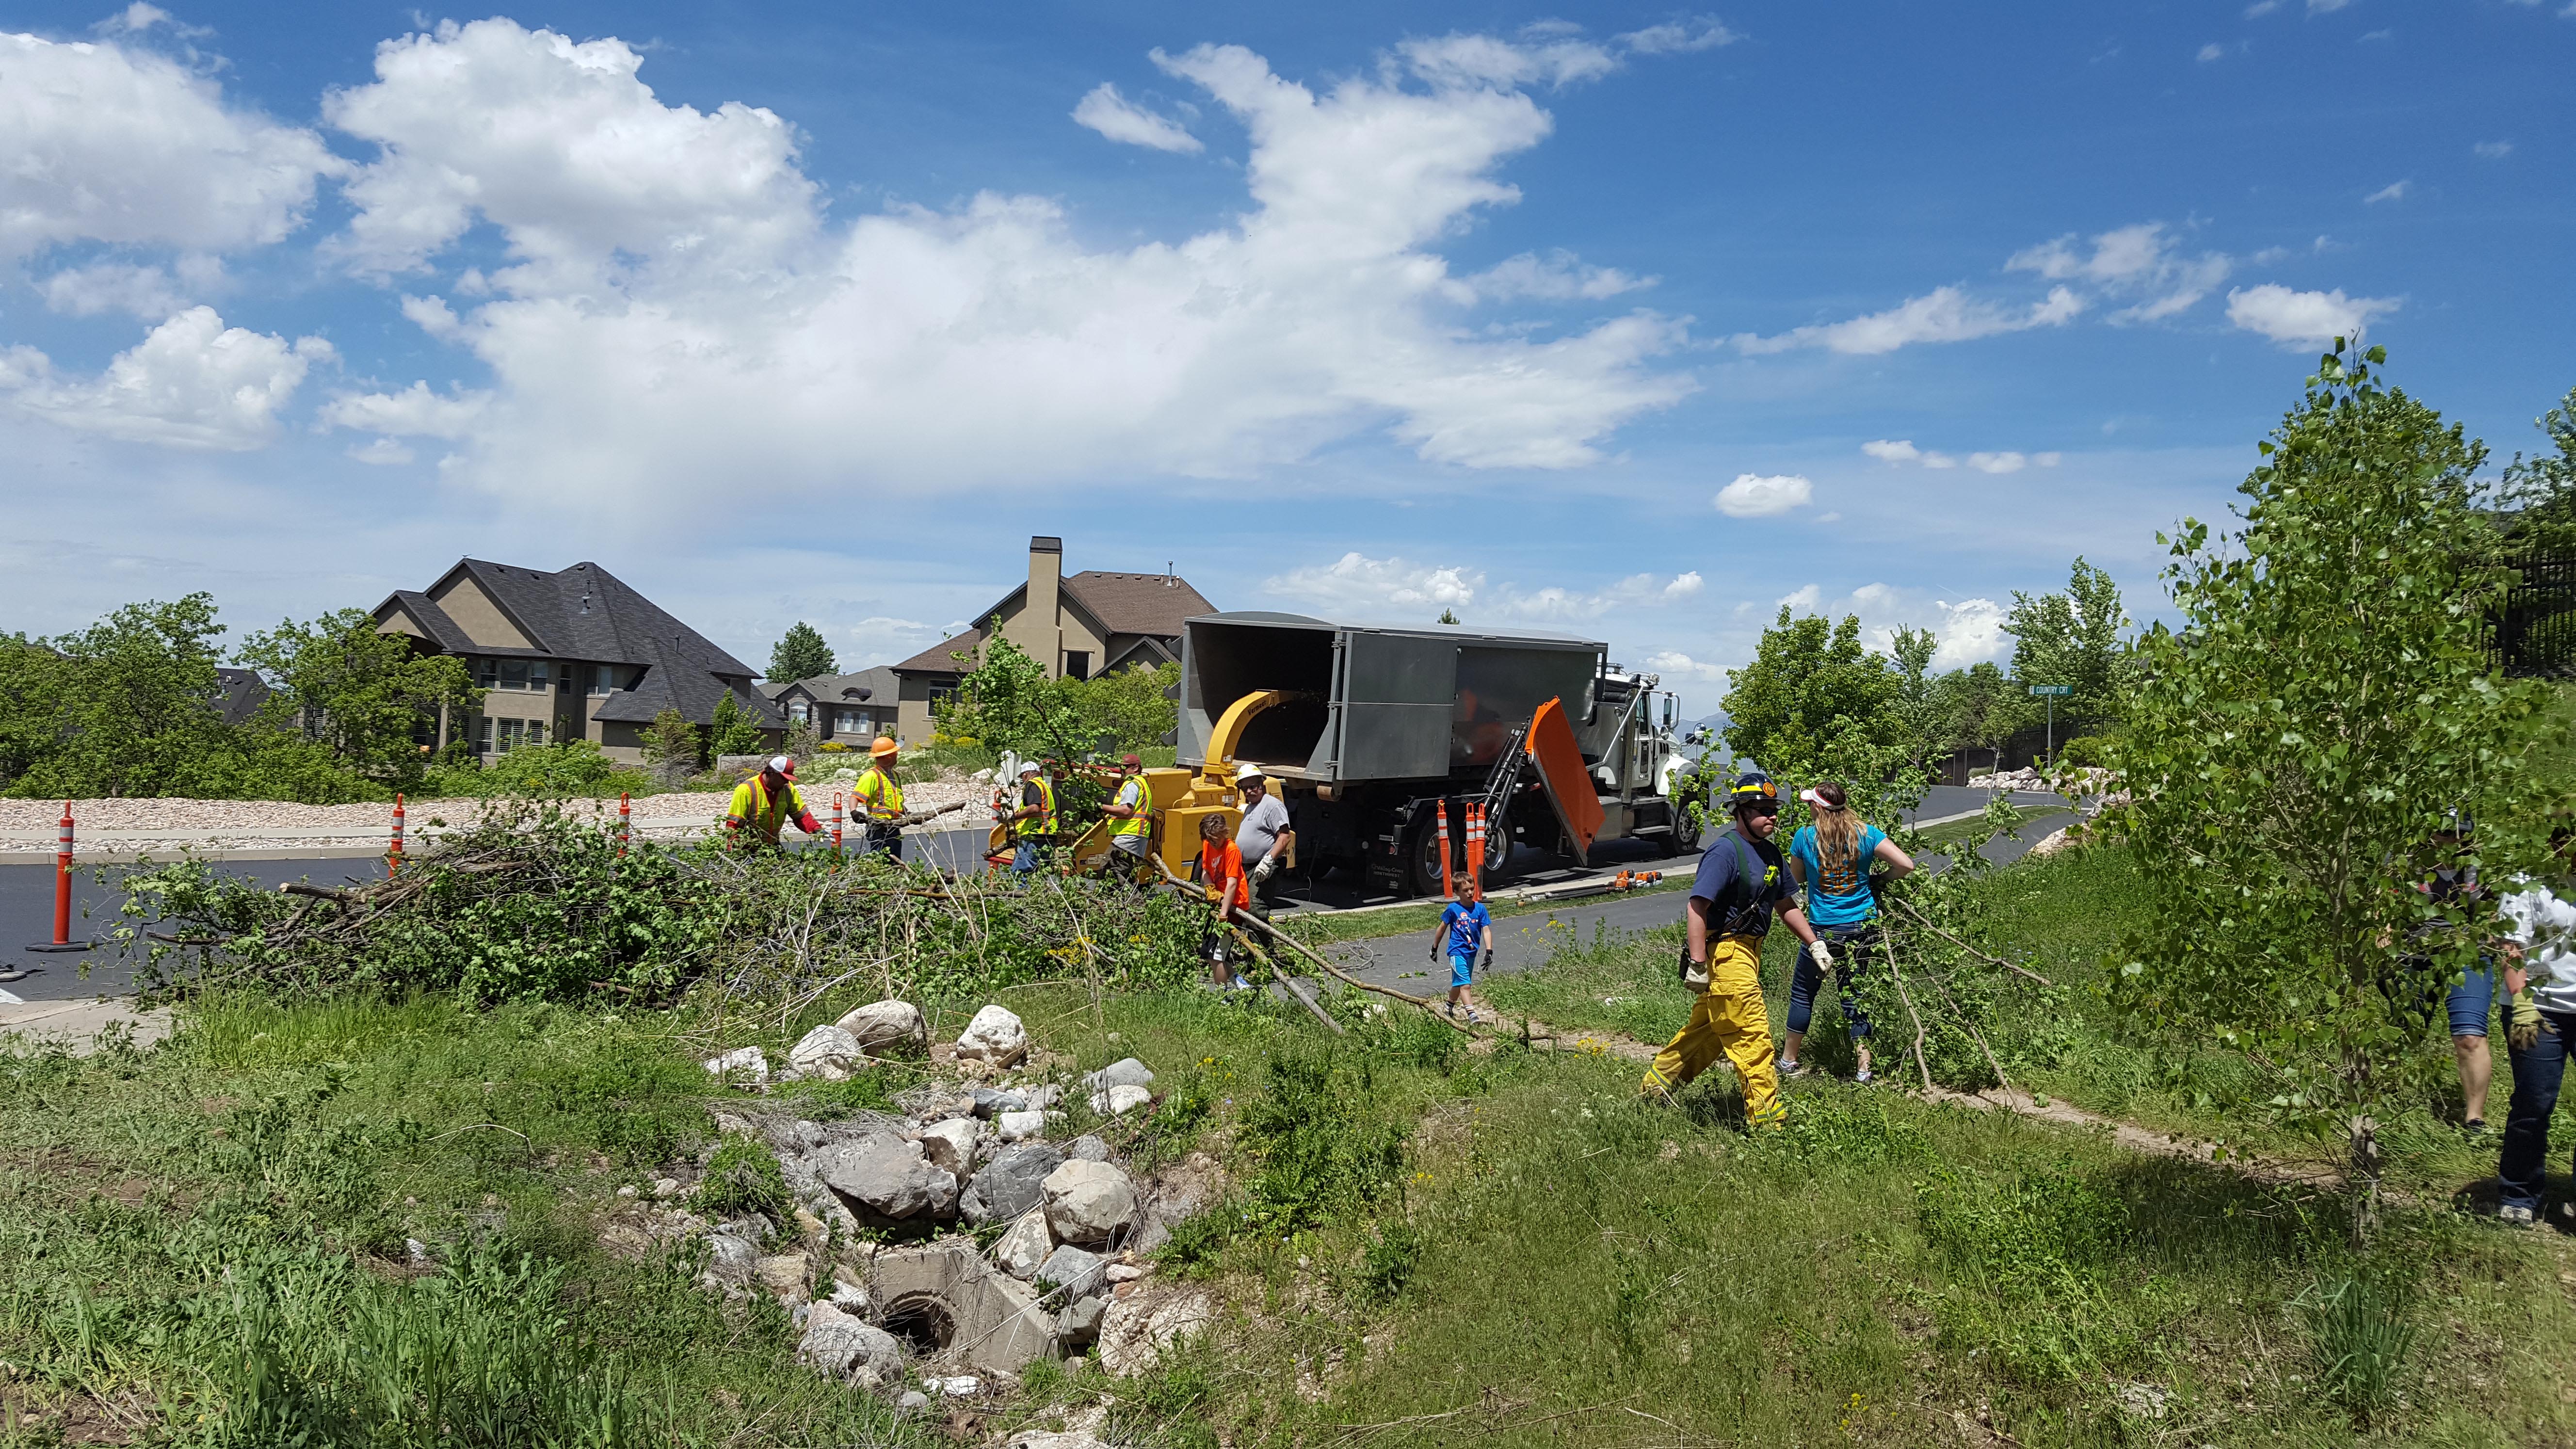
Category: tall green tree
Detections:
[
  {"x1": 1063, "y1": 662, "x2": 1180, "y2": 753},
  {"x1": 2, "y1": 595, "x2": 237, "y2": 799},
  {"x1": 936, "y1": 629, "x2": 1089, "y2": 758},
  {"x1": 640, "y1": 708, "x2": 701, "y2": 786},
  {"x1": 1690, "y1": 607, "x2": 1928, "y2": 843},
  {"x1": 1888, "y1": 625, "x2": 1945, "y2": 771},
  {"x1": 235, "y1": 609, "x2": 479, "y2": 788},
  {"x1": 708, "y1": 691, "x2": 768, "y2": 757},
  {"x1": 1931, "y1": 661, "x2": 2020, "y2": 774},
  {"x1": 2111, "y1": 345, "x2": 2545, "y2": 1232},
  {"x1": 2003, "y1": 556, "x2": 2131, "y2": 725},
  {"x1": 768, "y1": 622, "x2": 837, "y2": 684}
]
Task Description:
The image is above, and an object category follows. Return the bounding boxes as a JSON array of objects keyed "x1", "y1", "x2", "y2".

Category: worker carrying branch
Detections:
[
  {"x1": 852, "y1": 737, "x2": 907, "y2": 860},
  {"x1": 725, "y1": 756, "x2": 823, "y2": 851},
  {"x1": 1641, "y1": 768, "x2": 1831, "y2": 1128},
  {"x1": 1101, "y1": 753, "x2": 1155, "y2": 885}
]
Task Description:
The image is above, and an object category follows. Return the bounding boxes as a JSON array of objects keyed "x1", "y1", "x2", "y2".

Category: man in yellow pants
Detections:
[{"x1": 1642, "y1": 769, "x2": 1831, "y2": 1128}]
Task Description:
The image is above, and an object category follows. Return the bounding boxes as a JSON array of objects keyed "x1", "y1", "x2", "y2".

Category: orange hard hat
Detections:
[{"x1": 870, "y1": 737, "x2": 899, "y2": 759}]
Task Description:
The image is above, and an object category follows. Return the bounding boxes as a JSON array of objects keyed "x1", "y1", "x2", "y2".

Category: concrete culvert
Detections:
[
  {"x1": 867, "y1": 1240, "x2": 1057, "y2": 1373},
  {"x1": 880, "y1": 1294, "x2": 957, "y2": 1356}
]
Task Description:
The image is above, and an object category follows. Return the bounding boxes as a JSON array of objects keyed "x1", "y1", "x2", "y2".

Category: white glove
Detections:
[
  {"x1": 1809, "y1": 938, "x2": 1835, "y2": 973},
  {"x1": 1249, "y1": 853, "x2": 1280, "y2": 886}
]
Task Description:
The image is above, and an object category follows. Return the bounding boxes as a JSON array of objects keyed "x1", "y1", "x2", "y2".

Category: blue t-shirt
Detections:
[
  {"x1": 1789, "y1": 823, "x2": 1887, "y2": 929},
  {"x1": 1440, "y1": 901, "x2": 1492, "y2": 959},
  {"x1": 1690, "y1": 829, "x2": 1790, "y2": 938}
]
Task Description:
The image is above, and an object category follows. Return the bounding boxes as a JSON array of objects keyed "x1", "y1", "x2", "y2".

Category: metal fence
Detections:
[{"x1": 2496, "y1": 552, "x2": 2576, "y2": 678}]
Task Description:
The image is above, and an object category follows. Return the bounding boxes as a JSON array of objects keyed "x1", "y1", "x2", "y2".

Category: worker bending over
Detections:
[
  {"x1": 1641, "y1": 769, "x2": 1828, "y2": 1128},
  {"x1": 1194, "y1": 814, "x2": 1252, "y2": 990},
  {"x1": 1009, "y1": 758, "x2": 1058, "y2": 875},
  {"x1": 726, "y1": 756, "x2": 823, "y2": 852},
  {"x1": 852, "y1": 737, "x2": 907, "y2": 860},
  {"x1": 1101, "y1": 754, "x2": 1155, "y2": 884}
]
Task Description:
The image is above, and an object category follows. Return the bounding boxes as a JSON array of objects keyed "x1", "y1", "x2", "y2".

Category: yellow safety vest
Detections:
[
  {"x1": 854, "y1": 766, "x2": 905, "y2": 821},
  {"x1": 1015, "y1": 775, "x2": 1058, "y2": 839},
  {"x1": 728, "y1": 776, "x2": 805, "y2": 841},
  {"x1": 1110, "y1": 773, "x2": 1153, "y2": 838}
]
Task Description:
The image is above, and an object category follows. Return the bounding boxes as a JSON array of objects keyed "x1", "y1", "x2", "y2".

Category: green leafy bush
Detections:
[
  {"x1": 428, "y1": 740, "x2": 653, "y2": 799},
  {"x1": 692, "y1": 1133, "x2": 790, "y2": 1221}
]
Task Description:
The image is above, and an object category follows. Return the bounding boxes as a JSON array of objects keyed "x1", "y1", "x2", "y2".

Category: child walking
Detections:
[{"x1": 1435, "y1": 879, "x2": 1495, "y2": 1023}]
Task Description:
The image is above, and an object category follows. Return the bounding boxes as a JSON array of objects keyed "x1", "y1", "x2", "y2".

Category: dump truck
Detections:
[{"x1": 1104, "y1": 611, "x2": 1694, "y2": 898}]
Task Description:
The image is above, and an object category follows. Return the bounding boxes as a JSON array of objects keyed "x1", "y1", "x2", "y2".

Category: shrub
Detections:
[
  {"x1": 429, "y1": 740, "x2": 652, "y2": 799},
  {"x1": 2300, "y1": 1269, "x2": 2417, "y2": 1423},
  {"x1": 692, "y1": 1133, "x2": 791, "y2": 1221}
]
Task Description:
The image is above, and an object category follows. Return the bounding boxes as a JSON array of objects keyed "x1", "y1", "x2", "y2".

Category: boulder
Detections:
[
  {"x1": 1067, "y1": 1135, "x2": 1111, "y2": 1163},
  {"x1": 789, "y1": 1025, "x2": 867, "y2": 1081},
  {"x1": 954, "y1": 1004, "x2": 1029, "y2": 1067},
  {"x1": 702, "y1": 1046, "x2": 770, "y2": 1086},
  {"x1": 700, "y1": 1232, "x2": 758, "y2": 1290},
  {"x1": 1055, "y1": 1295, "x2": 1109, "y2": 1350},
  {"x1": 1105, "y1": 1263, "x2": 1147, "y2": 1283},
  {"x1": 827, "y1": 1279, "x2": 872, "y2": 1315},
  {"x1": 996, "y1": 1110, "x2": 1047, "y2": 1142},
  {"x1": 1089, "y1": 1085, "x2": 1152, "y2": 1117},
  {"x1": 916, "y1": 1118, "x2": 981, "y2": 1177},
  {"x1": 961, "y1": 1144, "x2": 1064, "y2": 1224},
  {"x1": 1097, "y1": 1288, "x2": 1216, "y2": 1377},
  {"x1": 755, "y1": 1252, "x2": 811, "y2": 1297},
  {"x1": 970, "y1": 1086, "x2": 1027, "y2": 1119},
  {"x1": 995, "y1": 1210, "x2": 1054, "y2": 1279},
  {"x1": 1035, "y1": 1244, "x2": 1107, "y2": 1300},
  {"x1": 835, "y1": 999, "x2": 925, "y2": 1053},
  {"x1": 1042, "y1": 1160, "x2": 1137, "y2": 1246},
  {"x1": 1023, "y1": 1083, "x2": 1064, "y2": 1111},
  {"x1": 796, "y1": 1301, "x2": 904, "y2": 1381},
  {"x1": 1083, "y1": 1058, "x2": 1155, "y2": 1092},
  {"x1": 818, "y1": 1138, "x2": 959, "y2": 1225}
]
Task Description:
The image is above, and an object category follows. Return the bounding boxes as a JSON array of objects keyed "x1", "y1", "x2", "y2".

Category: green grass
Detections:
[
  {"x1": 1280, "y1": 877, "x2": 1694, "y2": 949},
  {"x1": 1914, "y1": 802, "x2": 2066, "y2": 851}
]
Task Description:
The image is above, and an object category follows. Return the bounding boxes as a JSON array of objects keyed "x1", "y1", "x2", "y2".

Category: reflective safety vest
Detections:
[
  {"x1": 728, "y1": 776, "x2": 805, "y2": 842},
  {"x1": 1110, "y1": 773, "x2": 1153, "y2": 838},
  {"x1": 854, "y1": 765, "x2": 905, "y2": 822},
  {"x1": 1015, "y1": 775, "x2": 1059, "y2": 839}
]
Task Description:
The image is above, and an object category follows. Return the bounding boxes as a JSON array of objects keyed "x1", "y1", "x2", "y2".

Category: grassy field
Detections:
[{"x1": 7, "y1": 843, "x2": 2575, "y2": 1446}]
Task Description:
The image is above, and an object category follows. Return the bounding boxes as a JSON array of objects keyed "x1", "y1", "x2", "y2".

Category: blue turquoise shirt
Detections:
[
  {"x1": 1440, "y1": 901, "x2": 1492, "y2": 959},
  {"x1": 1789, "y1": 823, "x2": 1887, "y2": 929}
]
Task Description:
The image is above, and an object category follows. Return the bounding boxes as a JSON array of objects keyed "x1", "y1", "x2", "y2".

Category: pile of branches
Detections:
[{"x1": 113, "y1": 803, "x2": 1204, "y2": 1011}]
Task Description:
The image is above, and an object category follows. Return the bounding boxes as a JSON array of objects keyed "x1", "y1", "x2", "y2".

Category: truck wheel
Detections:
[
  {"x1": 1404, "y1": 813, "x2": 1452, "y2": 899},
  {"x1": 1670, "y1": 808, "x2": 1703, "y2": 853}
]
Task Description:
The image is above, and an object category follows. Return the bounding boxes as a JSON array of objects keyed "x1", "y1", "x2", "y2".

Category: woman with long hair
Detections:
[{"x1": 1780, "y1": 781, "x2": 1915, "y2": 1082}]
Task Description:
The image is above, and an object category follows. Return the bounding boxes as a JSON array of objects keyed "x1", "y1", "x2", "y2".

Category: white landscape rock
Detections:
[
  {"x1": 796, "y1": 1301, "x2": 904, "y2": 1381},
  {"x1": 835, "y1": 998, "x2": 924, "y2": 1053},
  {"x1": 916, "y1": 1118, "x2": 982, "y2": 1177},
  {"x1": 994, "y1": 1210, "x2": 1054, "y2": 1278},
  {"x1": 954, "y1": 1004, "x2": 1029, "y2": 1067},
  {"x1": 701, "y1": 1046, "x2": 770, "y2": 1087},
  {"x1": 1088, "y1": 1084, "x2": 1152, "y2": 1117},
  {"x1": 819, "y1": 1138, "x2": 960, "y2": 1224},
  {"x1": 1096, "y1": 1288, "x2": 1217, "y2": 1377},
  {"x1": 1082, "y1": 1058, "x2": 1155, "y2": 1092},
  {"x1": 996, "y1": 1110, "x2": 1047, "y2": 1143},
  {"x1": 1042, "y1": 1159, "x2": 1137, "y2": 1246},
  {"x1": 788, "y1": 1025, "x2": 867, "y2": 1081}
]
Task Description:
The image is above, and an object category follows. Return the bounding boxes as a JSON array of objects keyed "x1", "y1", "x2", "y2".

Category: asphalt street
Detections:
[{"x1": 1, "y1": 787, "x2": 2071, "y2": 1004}]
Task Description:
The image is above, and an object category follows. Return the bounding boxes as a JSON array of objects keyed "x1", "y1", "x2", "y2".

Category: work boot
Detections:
[{"x1": 2498, "y1": 1204, "x2": 2537, "y2": 1228}]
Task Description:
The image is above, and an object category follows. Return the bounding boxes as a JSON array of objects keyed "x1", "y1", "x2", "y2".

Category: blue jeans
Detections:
[
  {"x1": 1787, "y1": 923, "x2": 1876, "y2": 1041},
  {"x1": 2498, "y1": 1008, "x2": 2576, "y2": 1213},
  {"x1": 1011, "y1": 838, "x2": 1044, "y2": 875}
]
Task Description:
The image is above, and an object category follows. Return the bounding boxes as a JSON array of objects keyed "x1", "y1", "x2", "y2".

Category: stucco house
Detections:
[
  {"x1": 371, "y1": 558, "x2": 784, "y2": 763},
  {"x1": 886, "y1": 536, "x2": 1215, "y2": 742},
  {"x1": 762, "y1": 665, "x2": 902, "y2": 747}
]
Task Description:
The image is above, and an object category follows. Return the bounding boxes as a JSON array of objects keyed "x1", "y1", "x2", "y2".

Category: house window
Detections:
[
  {"x1": 788, "y1": 700, "x2": 810, "y2": 724},
  {"x1": 833, "y1": 708, "x2": 864, "y2": 735},
  {"x1": 478, "y1": 717, "x2": 547, "y2": 753},
  {"x1": 589, "y1": 665, "x2": 631, "y2": 696},
  {"x1": 1064, "y1": 651, "x2": 1091, "y2": 681},
  {"x1": 476, "y1": 659, "x2": 552, "y2": 692}
]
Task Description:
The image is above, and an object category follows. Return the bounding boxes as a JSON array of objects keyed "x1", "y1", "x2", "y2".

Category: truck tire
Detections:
[
  {"x1": 1403, "y1": 811, "x2": 1452, "y2": 900},
  {"x1": 1669, "y1": 805, "x2": 1703, "y2": 854}
]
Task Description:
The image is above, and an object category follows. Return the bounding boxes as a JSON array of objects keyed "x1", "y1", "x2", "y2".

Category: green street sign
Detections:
[{"x1": 2028, "y1": 685, "x2": 2073, "y2": 697}]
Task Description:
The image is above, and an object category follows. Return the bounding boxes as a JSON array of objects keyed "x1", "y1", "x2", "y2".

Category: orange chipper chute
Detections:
[{"x1": 1525, "y1": 696, "x2": 1605, "y2": 864}]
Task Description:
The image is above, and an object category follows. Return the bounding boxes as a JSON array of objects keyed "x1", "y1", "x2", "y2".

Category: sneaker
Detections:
[
  {"x1": 2498, "y1": 1203, "x2": 2537, "y2": 1227},
  {"x1": 1464, "y1": 1007, "x2": 1481, "y2": 1025},
  {"x1": 1776, "y1": 1057, "x2": 1805, "y2": 1078},
  {"x1": 1443, "y1": 1001, "x2": 1458, "y2": 1019},
  {"x1": 2463, "y1": 1120, "x2": 2497, "y2": 1145},
  {"x1": 1854, "y1": 1066, "x2": 1873, "y2": 1084}
]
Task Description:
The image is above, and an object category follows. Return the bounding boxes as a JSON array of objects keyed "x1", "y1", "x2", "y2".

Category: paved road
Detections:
[{"x1": 0, "y1": 789, "x2": 2071, "y2": 1003}]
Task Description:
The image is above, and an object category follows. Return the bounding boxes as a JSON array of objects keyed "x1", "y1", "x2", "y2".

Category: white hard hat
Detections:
[
  {"x1": 1234, "y1": 761, "x2": 1265, "y2": 785},
  {"x1": 1019, "y1": 758, "x2": 1042, "y2": 774}
]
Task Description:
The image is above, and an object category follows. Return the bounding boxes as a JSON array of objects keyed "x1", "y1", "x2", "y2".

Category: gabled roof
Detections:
[
  {"x1": 1063, "y1": 571, "x2": 1215, "y2": 641},
  {"x1": 375, "y1": 558, "x2": 780, "y2": 730},
  {"x1": 766, "y1": 665, "x2": 901, "y2": 706},
  {"x1": 892, "y1": 628, "x2": 983, "y2": 677}
]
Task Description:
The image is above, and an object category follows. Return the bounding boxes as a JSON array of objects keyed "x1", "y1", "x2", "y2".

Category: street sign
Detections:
[
  {"x1": 2028, "y1": 685, "x2": 2073, "y2": 696},
  {"x1": 2028, "y1": 685, "x2": 2071, "y2": 762}
]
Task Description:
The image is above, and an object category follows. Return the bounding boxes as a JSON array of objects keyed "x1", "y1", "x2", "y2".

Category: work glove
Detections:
[
  {"x1": 1249, "y1": 853, "x2": 1280, "y2": 886},
  {"x1": 1478, "y1": 947, "x2": 1493, "y2": 978},
  {"x1": 1809, "y1": 938, "x2": 1836, "y2": 974},
  {"x1": 2510, "y1": 988, "x2": 2543, "y2": 1052}
]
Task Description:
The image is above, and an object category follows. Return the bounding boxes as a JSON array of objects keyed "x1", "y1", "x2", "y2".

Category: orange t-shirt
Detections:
[{"x1": 1197, "y1": 840, "x2": 1247, "y2": 911}]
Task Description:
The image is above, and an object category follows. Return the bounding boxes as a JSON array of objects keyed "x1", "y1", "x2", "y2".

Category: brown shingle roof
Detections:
[
  {"x1": 891, "y1": 628, "x2": 982, "y2": 676},
  {"x1": 1062, "y1": 571, "x2": 1216, "y2": 640}
]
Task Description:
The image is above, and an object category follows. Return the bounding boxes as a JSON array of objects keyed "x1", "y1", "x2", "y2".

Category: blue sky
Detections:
[{"x1": 2, "y1": 0, "x2": 2569, "y2": 715}]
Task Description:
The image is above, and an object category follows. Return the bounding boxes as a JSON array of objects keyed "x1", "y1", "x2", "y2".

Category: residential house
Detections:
[
  {"x1": 212, "y1": 667, "x2": 272, "y2": 726},
  {"x1": 886, "y1": 536, "x2": 1215, "y2": 742},
  {"x1": 762, "y1": 665, "x2": 901, "y2": 747},
  {"x1": 372, "y1": 558, "x2": 784, "y2": 763}
]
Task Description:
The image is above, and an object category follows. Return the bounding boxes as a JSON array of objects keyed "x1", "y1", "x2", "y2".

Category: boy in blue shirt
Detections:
[{"x1": 1434, "y1": 879, "x2": 1495, "y2": 1024}]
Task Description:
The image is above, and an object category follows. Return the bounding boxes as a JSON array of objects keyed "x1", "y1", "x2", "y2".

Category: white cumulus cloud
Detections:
[
  {"x1": 1462, "y1": 249, "x2": 1652, "y2": 301},
  {"x1": 2006, "y1": 221, "x2": 2232, "y2": 323},
  {"x1": 1734, "y1": 285, "x2": 2082, "y2": 355},
  {"x1": 1863, "y1": 439, "x2": 2060, "y2": 472},
  {"x1": 38, "y1": 256, "x2": 222, "y2": 318},
  {"x1": 1260, "y1": 553, "x2": 1706, "y2": 624},
  {"x1": 0, "y1": 306, "x2": 330, "y2": 449},
  {"x1": 1644, "y1": 649, "x2": 1731, "y2": 684},
  {"x1": 2474, "y1": 140, "x2": 2513, "y2": 159},
  {"x1": 2198, "y1": 42, "x2": 2227, "y2": 60},
  {"x1": 320, "y1": 380, "x2": 491, "y2": 437},
  {"x1": 2363, "y1": 178, "x2": 2411, "y2": 204},
  {"x1": 1716, "y1": 473, "x2": 1813, "y2": 516},
  {"x1": 2225, "y1": 283, "x2": 2399, "y2": 347},
  {"x1": 0, "y1": 30, "x2": 343, "y2": 262},
  {"x1": 1072, "y1": 82, "x2": 1202, "y2": 153},
  {"x1": 315, "y1": 23, "x2": 1695, "y2": 507}
]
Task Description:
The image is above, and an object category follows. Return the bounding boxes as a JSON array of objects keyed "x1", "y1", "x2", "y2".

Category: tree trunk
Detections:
[{"x1": 2345, "y1": 1045, "x2": 2382, "y2": 1245}]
